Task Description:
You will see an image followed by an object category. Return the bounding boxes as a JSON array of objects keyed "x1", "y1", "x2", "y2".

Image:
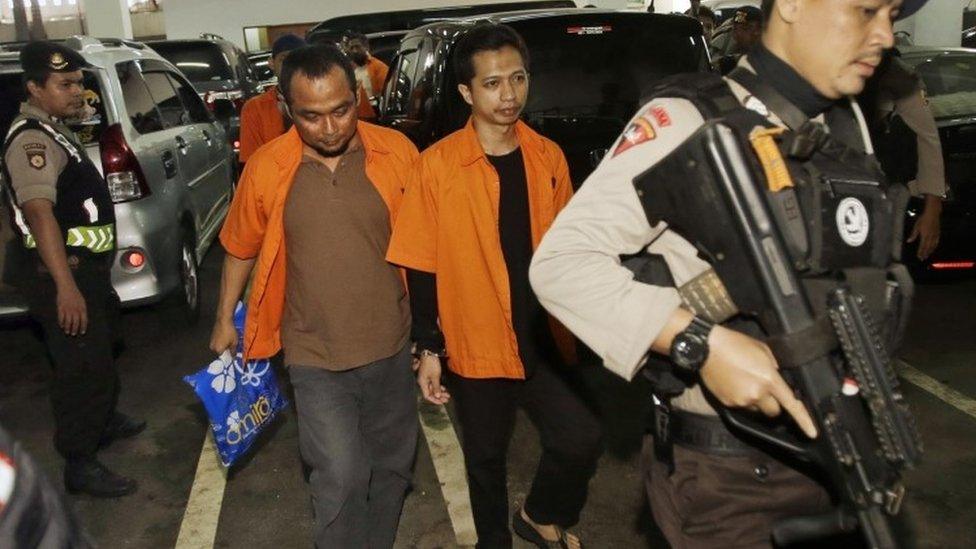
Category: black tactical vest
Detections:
[
  {"x1": 2, "y1": 116, "x2": 116, "y2": 267},
  {"x1": 629, "y1": 71, "x2": 913, "y2": 394}
]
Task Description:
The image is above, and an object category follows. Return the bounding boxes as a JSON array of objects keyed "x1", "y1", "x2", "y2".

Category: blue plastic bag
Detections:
[{"x1": 184, "y1": 303, "x2": 288, "y2": 467}]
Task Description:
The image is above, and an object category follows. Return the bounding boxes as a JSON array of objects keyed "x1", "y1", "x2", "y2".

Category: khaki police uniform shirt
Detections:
[
  {"x1": 3, "y1": 103, "x2": 75, "y2": 206},
  {"x1": 530, "y1": 59, "x2": 875, "y2": 416},
  {"x1": 873, "y1": 59, "x2": 947, "y2": 198}
]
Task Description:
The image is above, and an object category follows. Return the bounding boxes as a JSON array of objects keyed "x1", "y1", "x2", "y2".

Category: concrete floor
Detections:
[{"x1": 1, "y1": 248, "x2": 974, "y2": 548}]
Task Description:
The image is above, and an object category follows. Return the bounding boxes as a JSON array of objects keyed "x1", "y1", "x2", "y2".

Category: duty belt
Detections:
[
  {"x1": 23, "y1": 223, "x2": 115, "y2": 253},
  {"x1": 670, "y1": 410, "x2": 755, "y2": 457}
]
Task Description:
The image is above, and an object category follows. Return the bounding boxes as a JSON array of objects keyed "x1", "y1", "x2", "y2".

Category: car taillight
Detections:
[
  {"x1": 100, "y1": 123, "x2": 150, "y2": 203},
  {"x1": 931, "y1": 261, "x2": 975, "y2": 270},
  {"x1": 204, "y1": 89, "x2": 245, "y2": 111},
  {"x1": 120, "y1": 248, "x2": 147, "y2": 271}
]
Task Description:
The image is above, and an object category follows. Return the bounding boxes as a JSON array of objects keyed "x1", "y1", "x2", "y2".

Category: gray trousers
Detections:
[{"x1": 289, "y1": 344, "x2": 418, "y2": 549}]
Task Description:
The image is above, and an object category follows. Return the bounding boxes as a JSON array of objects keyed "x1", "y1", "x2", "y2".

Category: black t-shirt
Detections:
[
  {"x1": 488, "y1": 148, "x2": 557, "y2": 373},
  {"x1": 407, "y1": 148, "x2": 560, "y2": 374}
]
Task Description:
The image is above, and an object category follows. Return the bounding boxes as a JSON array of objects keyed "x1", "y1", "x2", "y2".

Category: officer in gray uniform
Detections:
[
  {"x1": 1, "y1": 41, "x2": 144, "y2": 498},
  {"x1": 531, "y1": 0, "x2": 925, "y2": 546},
  {"x1": 861, "y1": 50, "x2": 946, "y2": 261}
]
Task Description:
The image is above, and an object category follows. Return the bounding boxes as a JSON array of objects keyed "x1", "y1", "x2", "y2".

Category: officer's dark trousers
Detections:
[
  {"x1": 447, "y1": 361, "x2": 602, "y2": 549},
  {"x1": 24, "y1": 267, "x2": 119, "y2": 461},
  {"x1": 641, "y1": 434, "x2": 833, "y2": 549}
]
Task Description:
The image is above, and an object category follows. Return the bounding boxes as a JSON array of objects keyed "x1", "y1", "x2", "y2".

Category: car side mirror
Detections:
[{"x1": 213, "y1": 98, "x2": 236, "y2": 121}]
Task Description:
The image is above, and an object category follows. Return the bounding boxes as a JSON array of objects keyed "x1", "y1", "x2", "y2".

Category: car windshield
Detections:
[
  {"x1": 0, "y1": 69, "x2": 108, "y2": 147},
  {"x1": 903, "y1": 52, "x2": 976, "y2": 120},
  {"x1": 513, "y1": 18, "x2": 708, "y2": 124},
  {"x1": 149, "y1": 42, "x2": 234, "y2": 84}
]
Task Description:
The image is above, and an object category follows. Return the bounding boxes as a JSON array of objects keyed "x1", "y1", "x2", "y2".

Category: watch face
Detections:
[{"x1": 673, "y1": 333, "x2": 708, "y2": 370}]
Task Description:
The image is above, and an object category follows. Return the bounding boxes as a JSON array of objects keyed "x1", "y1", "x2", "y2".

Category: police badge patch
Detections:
[
  {"x1": 49, "y1": 52, "x2": 68, "y2": 70},
  {"x1": 27, "y1": 151, "x2": 46, "y2": 170},
  {"x1": 612, "y1": 114, "x2": 657, "y2": 157}
]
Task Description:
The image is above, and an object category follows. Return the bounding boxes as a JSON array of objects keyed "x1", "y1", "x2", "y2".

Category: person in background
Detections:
[
  {"x1": 860, "y1": 49, "x2": 946, "y2": 261},
  {"x1": 691, "y1": 5, "x2": 717, "y2": 41},
  {"x1": 238, "y1": 34, "x2": 306, "y2": 165},
  {"x1": 713, "y1": 6, "x2": 764, "y2": 74},
  {"x1": 344, "y1": 32, "x2": 389, "y2": 120}
]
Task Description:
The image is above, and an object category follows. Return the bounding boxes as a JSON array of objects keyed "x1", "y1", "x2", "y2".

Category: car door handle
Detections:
[
  {"x1": 175, "y1": 135, "x2": 189, "y2": 154},
  {"x1": 161, "y1": 150, "x2": 178, "y2": 179},
  {"x1": 202, "y1": 129, "x2": 213, "y2": 147}
]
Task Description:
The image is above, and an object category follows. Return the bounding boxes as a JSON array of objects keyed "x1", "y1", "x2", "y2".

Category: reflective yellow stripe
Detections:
[{"x1": 23, "y1": 223, "x2": 115, "y2": 253}]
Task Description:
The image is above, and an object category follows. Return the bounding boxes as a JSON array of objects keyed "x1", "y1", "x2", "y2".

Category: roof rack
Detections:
[
  {"x1": 0, "y1": 35, "x2": 145, "y2": 55},
  {"x1": 199, "y1": 33, "x2": 226, "y2": 41},
  {"x1": 63, "y1": 35, "x2": 146, "y2": 51}
]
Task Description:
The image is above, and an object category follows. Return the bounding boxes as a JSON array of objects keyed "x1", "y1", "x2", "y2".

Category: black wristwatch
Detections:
[{"x1": 670, "y1": 316, "x2": 714, "y2": 374}]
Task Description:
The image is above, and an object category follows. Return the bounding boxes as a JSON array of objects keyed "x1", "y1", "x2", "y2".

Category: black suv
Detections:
[
  {"x1": 146, "y1": 34, "x2": 261, "y2": 110},
  {"x1": 146, "y1": 34, "x2": 261, "y2": 161},
  {"x1": 378, "y1": 9, "x2": 709, "y2": 185},
  {"x1": 305, "y1": 1, "x2": 575, "y2": 45}
]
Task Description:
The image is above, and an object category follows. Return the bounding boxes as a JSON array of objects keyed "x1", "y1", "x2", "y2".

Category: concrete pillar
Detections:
[
  {"x1": 896, "y1": 0, "x2": 967, "y2": 47},
  {"x1": 84, "y1": 0, "x2": 133, "y2": 40}
]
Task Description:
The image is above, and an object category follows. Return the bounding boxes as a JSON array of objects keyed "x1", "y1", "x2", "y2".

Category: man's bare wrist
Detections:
[{"x1": 414, "y1": 348, "x2": 446, "y2": 359}]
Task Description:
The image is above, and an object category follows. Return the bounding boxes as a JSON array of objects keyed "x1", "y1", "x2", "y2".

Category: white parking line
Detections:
[
  {"x1": 417, "y1": 399, "x2": 478, "y2": 547},
  {"x1": 897, "y1": 361, "x2": 976, "y2": 422},
  {"x1": 174, "y1": 431, "x2": 227, "y2": 549}
]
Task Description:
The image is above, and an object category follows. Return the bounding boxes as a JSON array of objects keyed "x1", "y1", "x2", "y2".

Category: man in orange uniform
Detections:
[
  {"x1": 238, "y1": 34, "x2": 305, "y2": 164},
  {"x1": 210, "y1": 45, "x2": 419, "y2": 548},
  {"x1": 345, "y1": 32, "x2": 388, "y2": 121},
  {"x1": 387, "y1": 24, "x2": 601, "y2": 549}
]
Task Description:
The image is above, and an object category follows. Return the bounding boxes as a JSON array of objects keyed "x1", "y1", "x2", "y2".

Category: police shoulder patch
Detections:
[
  {"x1": 612, "y1": 110, "x2": 658, "y2": 157},
  {"x1": 27, "y1": 150, "x2": 46, "y2": 170}
]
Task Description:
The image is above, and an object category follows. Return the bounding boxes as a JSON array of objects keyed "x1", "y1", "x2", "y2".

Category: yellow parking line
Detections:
[
  {"x1": 898, "y1": 360, "x2": 976, "y2": 422},
  {"x1": 174, "y1": 431, "x2": 226, "y2": 549},
  {"x1": 418, "y1": 399, "x2": 478, "y2": 547}
]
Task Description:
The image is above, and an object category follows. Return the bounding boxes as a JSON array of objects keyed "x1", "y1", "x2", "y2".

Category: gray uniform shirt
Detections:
[
  {"x1": 872, "y1": 59, "x2": 947, "y2": 199},
  {"x1": 530, "y1": 62, "x2": 874, "y2": 415}
]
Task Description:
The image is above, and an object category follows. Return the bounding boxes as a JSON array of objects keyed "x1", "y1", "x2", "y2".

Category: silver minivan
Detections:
[{"x1": 0, "y1": 36, "x2": 234, "y2": 321}]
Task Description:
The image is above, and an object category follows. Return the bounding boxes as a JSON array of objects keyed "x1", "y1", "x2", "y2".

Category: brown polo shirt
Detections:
[{"x1": 281, "y1": 143, "x2": 410, "y2": 371}]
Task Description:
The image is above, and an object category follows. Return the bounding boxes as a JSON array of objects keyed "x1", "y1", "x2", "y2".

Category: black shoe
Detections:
[
  {"x1": 98, "y1": 412, "x2": 146, "y2": 448},
  {"x1": 512, "y1": 507, "x2": 581, "y2": 549},
  {"x1": 64, "y1": 458, "x2": 137, "y2": 498}
]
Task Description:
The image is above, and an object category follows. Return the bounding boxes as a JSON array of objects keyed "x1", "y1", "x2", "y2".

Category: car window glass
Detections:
[
  {"x1": 116, "y1": 61, "x2": 167, "y2": 134},
  {"x1": 512, "y1": 20, "x2": 707, "y2": 123},
  {"x1": 147, "y1": 42, "x2": 234, "y2": 85},
  {"x1": 165, "y1": 71, "x2": 212, "y2": 124},
  {"x1": 386, "y1": 44, "x2": 420, "y2": 115},
  {"x1": 904, "y1": 54, "x2": 976, "y2": 120},
  {"x1": 237, "y1": 52, "x2": 255, "y2": 82},
  {"x1": 142, "y1": 71, "x2": 190, "y2": 127},
  {"x1": 251, "y1": 54, "x2": 274, "y2": 82},
  {"x1": 0, "y1": 72, "x2": 25, "y2": 140},
  {"x1": 407, "y1": 38, "x2": 436, "y2": 119},
  {"x1": 0, "y1": 69, "x2": 105, "y2": 145},
  {"x1": 62, "y1": 70, "x2": 109, "y2": 146}
]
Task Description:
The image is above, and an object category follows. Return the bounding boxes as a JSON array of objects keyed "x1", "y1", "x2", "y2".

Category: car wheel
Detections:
[{"x1": 175, "y1": 230, "x2": 201, "y2": 323}]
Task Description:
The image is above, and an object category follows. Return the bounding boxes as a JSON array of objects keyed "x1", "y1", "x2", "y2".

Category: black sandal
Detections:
[{"x1": 512, "y1": 507, "x2": 583, "y2": 549}]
